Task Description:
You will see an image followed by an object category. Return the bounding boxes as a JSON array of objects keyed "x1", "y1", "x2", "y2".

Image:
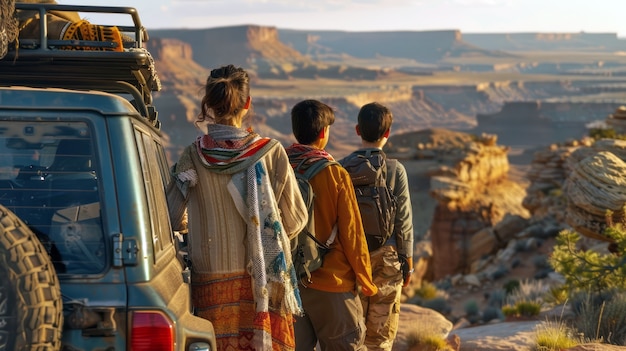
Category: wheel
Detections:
[{"x1": 0, "y1": 205, "x2": 63, "y2": 351}]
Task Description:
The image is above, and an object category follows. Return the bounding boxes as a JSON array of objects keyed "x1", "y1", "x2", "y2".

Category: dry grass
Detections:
[
  {"x1": 405, "y1": 328, "x2": 454, "y2": 351},
  {"x1": 534, "y1": 320, "x2": 580, "y2": 351}
]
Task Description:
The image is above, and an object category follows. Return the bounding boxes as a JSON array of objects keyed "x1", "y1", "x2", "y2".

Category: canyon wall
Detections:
[{"x1": 145, "y1": 25, "x2": 626, "y2": 163}]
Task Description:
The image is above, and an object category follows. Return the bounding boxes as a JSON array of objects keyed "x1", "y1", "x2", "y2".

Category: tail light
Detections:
[{"x1": 130, "y1": 310, "x2": 175, "y2": 351}]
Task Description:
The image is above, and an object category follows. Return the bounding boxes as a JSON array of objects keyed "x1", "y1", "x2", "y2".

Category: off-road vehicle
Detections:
[{"x1": 0, "y1": 3, "x2": 216, "y2": 350}]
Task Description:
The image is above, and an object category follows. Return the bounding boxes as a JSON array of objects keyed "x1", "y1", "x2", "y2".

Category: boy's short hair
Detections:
[
  {"x1": 358, "y1": 102, "x2": 393, "y2": 142},
  {"x1": 291, "y1": 99, "x2": 335, "y2": 145}
]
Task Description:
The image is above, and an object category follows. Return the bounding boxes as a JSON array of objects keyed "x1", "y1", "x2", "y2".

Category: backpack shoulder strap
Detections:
[
  {"x1": 299, "y1": 158, "x2": 339, "y2": 180},
  {"x1": 386, "y1": 158, "x2": 398, "y2": 191}
]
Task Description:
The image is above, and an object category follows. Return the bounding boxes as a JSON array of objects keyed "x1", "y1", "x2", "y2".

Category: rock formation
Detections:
[
  {"x1": 426, "y1": 132, "x2": 530, "y2": 280},
  {"x1": 523, "y1": 136, "x2": 626, "y2": 243},
  {"x1": 150, "y1": 25, "x2": 312, "y2": 78},
  {"x1": 522, "y1": 138, "x2": 594, "y2": 223},
  {"x1": 563, "y1": 138, "x2": 626, "y2": 241}
]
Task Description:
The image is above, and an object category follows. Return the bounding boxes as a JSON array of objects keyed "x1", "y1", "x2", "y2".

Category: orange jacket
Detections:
[{"x1": 305, "y1": 163, "x2": 378, "y2": 296}]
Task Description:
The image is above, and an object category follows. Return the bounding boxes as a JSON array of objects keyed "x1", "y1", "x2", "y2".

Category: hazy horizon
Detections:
[{"x1": 56, "y1": 0, "x2": 626, "y2": 38}]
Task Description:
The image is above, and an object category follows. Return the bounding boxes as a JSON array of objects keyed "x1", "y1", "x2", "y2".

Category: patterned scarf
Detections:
[
  {"x1": 195, "y1": 124, "x2": 274, "y2": 174},
  {"x1": 285, "y1": 143, "x2": 336, "y2": 172},
  {"x1": 228, "y1": 161, "x2": 303, "y2": 349}
]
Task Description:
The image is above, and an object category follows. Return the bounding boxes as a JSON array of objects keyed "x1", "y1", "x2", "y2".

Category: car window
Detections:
[
  {"x1": 0, "y1": 121, "x2": 105, "y2": 275},
  {"x1": 134, "y1": 127, "x2": 174, "y2": 260}
]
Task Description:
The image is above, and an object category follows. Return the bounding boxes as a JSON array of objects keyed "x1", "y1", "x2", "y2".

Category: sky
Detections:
[{"x1": 56, "y1": 0, "x2": 626, "y2": 37}]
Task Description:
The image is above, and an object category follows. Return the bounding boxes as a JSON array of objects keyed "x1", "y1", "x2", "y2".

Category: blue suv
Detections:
[{"x1": 0, "y1": 3, "x2": 216, "y2": 351}]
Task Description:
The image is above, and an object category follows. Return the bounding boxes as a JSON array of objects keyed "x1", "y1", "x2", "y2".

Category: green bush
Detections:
[
  {"x1": 589, "y1": 128, "x2": 617, "y2": 140},
  {"x1": 544, "y1": 285, "x2": 569, "y2": 306},
  {"x1": 503, "y1": 279, "x2": 520, "y2": 295},
  {"x1": 501, "y1": 301, "x2": 541, "y2": 318},
  {"x1": 588, "y1": 127, "x2": 626, "y2": 141},
  {"x1": 516, "y1": 301, "x2": 542, "y2": 317},
  {"x1": 464, "y1": 299, "x2": 480, "y2": 316},
  {"x1": 502, "y1": 304, "x2": 518, "y2": 317},
  {"x1": 550, "y1": 227, "x2": 626, "y2": 294}
]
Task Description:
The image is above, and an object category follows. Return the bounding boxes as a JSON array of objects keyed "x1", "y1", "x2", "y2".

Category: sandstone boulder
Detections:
[
  {"x1": 564, "y1": 151, "x2": 626, "y2": 241},
  {"x1": 393, "y1": 304, "x2": 453, "y2": 351}
]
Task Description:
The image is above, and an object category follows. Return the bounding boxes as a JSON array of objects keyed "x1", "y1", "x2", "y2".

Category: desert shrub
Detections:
[
  {"x1": 501, "y1": 301, "x2": 542, "y2": 318},
  {"x1": 464, "y1": 299, "x2": 481, "y2": 324},
  {"x1": 464, "y1": 299, "x2": 480, "y2": 316},
  {"x1": 502, "y1": 304, "x2": 518, "y2": 317},
  {"x1": 421, "y1": 296, "x2": 451, "y2": 315},
  {"x1": 532, "y1": 255, "x2": 551, "y2": 270},
  {"x1": 506, "y1": 279, "x2": 549, "y2": 306},
  {"x1": 513, "y1": 239, "x2": 528, "y2": 253},
  {"x1": 487, "y1": 288, "x2": 507, "y2": 308},
  {"x1": 407, "y1": 282, "x2": 451, "y2": 314},
  {"x1": 414, "y1": 281, "x2": 440, "y2": 300},
  {"x1": 588, "y1": 127, "x2": 626, "y2": 141},
  {"x1": 490, "y1": 264, "x2": 508, "y2": 280},
  {"x1": 534, "y1": 320, "x2": 579, "y2": 351},
  {"x1": 544, "y1": 284, "x2": 569, "y2": 306},
  {"x1": 516, "y1": 301, "x2": 542, "y2": 317},
  {"x1": 503, "y1": 279, "x2": 520, "y2": 295},
  {"x1": 405, "y1": 329, "x2": 453, "y2": 351},
  {"x1": 482, "y1": 306, "x2": 503, "y2": 323},
  {"x1": 550, "y1": 226, "x2": 626, "y2": 294},
  {"x1": 572, "y1": 289, "x2": 626, "y2": 345}
]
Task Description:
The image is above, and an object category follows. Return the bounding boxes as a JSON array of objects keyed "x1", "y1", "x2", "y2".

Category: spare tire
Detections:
[
  {"x1": 0, "y1": 205, "x2": 63, "y2": 350},
  {"x1": 0, "y1": 0, "x2": 19, "y2": 59}
]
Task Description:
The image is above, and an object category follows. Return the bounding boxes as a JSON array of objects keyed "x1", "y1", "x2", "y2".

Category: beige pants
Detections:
[{"x1": 359, "y1": 245, "x2": 403, "y2": 351}]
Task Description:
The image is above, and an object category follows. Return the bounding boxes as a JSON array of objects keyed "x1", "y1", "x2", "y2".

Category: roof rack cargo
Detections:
[{"x1": 0, "y1": 3, "x2": 161, "y2": 127}]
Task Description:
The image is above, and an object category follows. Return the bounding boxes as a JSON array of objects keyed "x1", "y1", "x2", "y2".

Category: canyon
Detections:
[{"x1": 144, "y1": 27, "x2": 626, "y2": 164}]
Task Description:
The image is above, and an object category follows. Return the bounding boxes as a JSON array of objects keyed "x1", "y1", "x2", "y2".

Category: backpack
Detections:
[
  {"x1": 341, "y1": 150, "x2": 398, "y2": 252},
  {"x1": 290, "y1": 158, "x2": 339, "y2": 284}
]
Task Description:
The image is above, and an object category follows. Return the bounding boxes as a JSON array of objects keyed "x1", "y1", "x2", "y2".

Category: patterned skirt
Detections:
[{"x1": 191, "y1": 271, "x2": 296, "y2": 351}]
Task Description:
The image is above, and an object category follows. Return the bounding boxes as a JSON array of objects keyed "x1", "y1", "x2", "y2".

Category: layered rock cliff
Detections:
[
  {"x1": 463, "y1": 32, "x2": 626, "y2": 52},
  {"x1": 278, "y1": 29, "x2": 512, "y2": 64},
  {"x1": 150, "y1": 25, "x2": 310, "y2": 78},
  {"x1": 400, "y1": 131, "x2": 531, "y2": 280}
]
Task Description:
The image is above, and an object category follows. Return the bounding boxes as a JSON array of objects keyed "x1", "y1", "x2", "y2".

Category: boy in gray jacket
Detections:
[{"x1": 340, "y1": 102, "x2": 414, "y2": 351}]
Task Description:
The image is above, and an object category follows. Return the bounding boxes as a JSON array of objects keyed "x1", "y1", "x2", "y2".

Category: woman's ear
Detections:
[
  {"x1": 244, "y1": 96, "x2": 251, "y2": 110},
  {"x1": 383, "y1": 128, "x2": 390, "y2": 138}
]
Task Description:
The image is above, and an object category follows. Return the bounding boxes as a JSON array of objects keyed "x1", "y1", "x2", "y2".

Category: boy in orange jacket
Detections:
[{"x1": 285, "y1": 99, "x2": 378, "y2": 351}]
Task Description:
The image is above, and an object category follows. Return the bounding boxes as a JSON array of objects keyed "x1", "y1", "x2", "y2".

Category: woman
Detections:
[{"x1": 167, "y1": 64, "x2": 307, "y2": 351}]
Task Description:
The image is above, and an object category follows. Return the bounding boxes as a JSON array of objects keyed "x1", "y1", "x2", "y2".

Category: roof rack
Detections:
[{"x1": 0, "y1": 3, "x2": 161, "y2": 126}]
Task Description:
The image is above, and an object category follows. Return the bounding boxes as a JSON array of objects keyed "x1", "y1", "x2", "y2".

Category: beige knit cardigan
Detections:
[{"x1": 168, "y1": 142, "x2": 307, "y2": 274}]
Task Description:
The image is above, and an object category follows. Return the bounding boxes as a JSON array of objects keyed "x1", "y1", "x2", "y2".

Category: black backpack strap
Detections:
[{"x1": 386, "y1": 158, "x2": 398, "y2": 191}]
